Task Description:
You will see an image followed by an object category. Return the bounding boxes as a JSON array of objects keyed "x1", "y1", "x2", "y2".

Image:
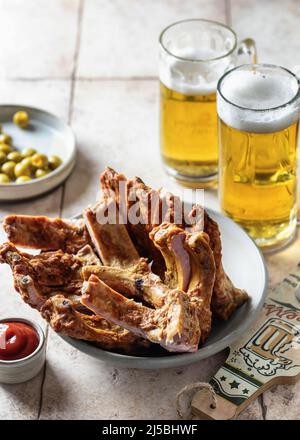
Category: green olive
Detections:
[
  {"x1": 35, "y1": 169, "x2": 50, "y2": 179},
  {"x1": 31, "y1": 153, "x2": 48, "y2": 169},
  {"x1": 16, "y1": 175, "x2": 32, "y2": 183},
  {"x1": 21, "y1": 157, "x2": 33, "y2": 168},
  {"x1": 13, "y1": 111, "x2": 30, "y2": 129},
  {"x1": 48, "y1": 155, "x2": 62, "y2": 170},
  {"x1": 14, "y1": 158, "x2": 32, "y2": 178},
  {"x1": 7, "y1": 151, "x2": 22, "y2": 163},
  {"x1": 0, "y1": 143, "x2": 13, "y2": 154},
  {"x1": 2, "y1": 161, "x2": 16, "y2": 178},
  {"x1": 0, "y1": 173, "x2": 10, "y2": 184},
  {"x1": 21, "y1": 147, "x2": 36, "y2": 158},
  {"x1": 0, "y1": 151, "x2": 7, "y2": 165},
  {"x1": 0, "y1": 133, "x2": 12, "y2": 144}
]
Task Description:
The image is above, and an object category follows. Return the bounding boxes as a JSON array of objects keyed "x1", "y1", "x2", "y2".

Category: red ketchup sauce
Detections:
[{"x1": 0, "y1": 321, "x2": 39, "y2": 361}]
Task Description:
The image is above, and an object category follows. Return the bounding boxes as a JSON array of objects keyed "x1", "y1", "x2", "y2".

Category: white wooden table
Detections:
[{"x1": 0, "y1": 0, "x2": 300, "y2": 420}]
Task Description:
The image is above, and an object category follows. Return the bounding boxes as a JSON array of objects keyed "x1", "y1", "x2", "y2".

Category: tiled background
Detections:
[{"x1": 0, "y1": 0, "x2": 299, "y2": 420}]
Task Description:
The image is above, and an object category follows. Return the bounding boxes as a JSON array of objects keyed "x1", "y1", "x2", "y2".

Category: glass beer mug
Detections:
[
  {"x1": 217, "y1": 64, "x2": 300, "y2": 251},
  {"x1": 159, "y1": 19, "x2": 256, "y2": 185}
]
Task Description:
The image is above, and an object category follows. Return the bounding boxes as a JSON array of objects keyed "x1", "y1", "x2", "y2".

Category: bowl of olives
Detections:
[{"x1": 0, "y1": 105, "x2": 76, "y2": 200}]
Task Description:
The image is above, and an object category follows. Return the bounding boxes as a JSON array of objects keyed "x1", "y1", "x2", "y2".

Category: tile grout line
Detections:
[
  {"x1": 60, "y1": 0, "x2": 85, "y2": 218},
  {"x1": 225, "y1": 0, "x2": 232, "y2": 27},
  {"x1": 37, "y1": 325, "x2": 49, "y2": 420},
  {"x1": 58, "y1": 81, "x2": 73, "y2": 218},
  {"x1": 259, "y1": 394, "x2": 267, "y2": 420},
  {"x1": 37, "y1": 0, "x2": 85, "y2": 420},
  {"x1": 76, "y1": 76, "x2": 158, "y2": 81},
  {"x1": 0, "y1": 76, "x2": 70, "y2": 82},
  {"x1": 68, "y1": 0, "x2": 85, "y2": 124},
  {"x1": 0, "y1": 76, "x2": 158, "y2": 82}
]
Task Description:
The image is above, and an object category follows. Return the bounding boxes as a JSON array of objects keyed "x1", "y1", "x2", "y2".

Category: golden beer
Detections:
[
  {"x1": 159, "y1": 19, "x2": 256, "y2": 183},
  {"x1": 218, "y1": 64, "x2": 300, "y2": 250},
  {"x1": 219, "y1": 120, "x2": 298, "y2": 246},
  {"x1": 160, "y1": 82, "x2": 218, "y2": 179}
]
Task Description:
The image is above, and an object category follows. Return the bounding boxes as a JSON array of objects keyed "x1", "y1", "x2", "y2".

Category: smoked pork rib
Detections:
[
  {"x1": 202, "y1": 212, "x2": 248, "y2": 320},
  {"x1": 100, "y1": 166, "x2": 127, "y2": 208},
  {"x1": 83, "y1": 200, "x2": 140, "y2": 268},
  {"x1": 0, "y1": 242, "x2": 84, "y2": 308},
  {"x1": 76, "y1": 244, "x2": 101, "y2": 266},
  {"x1": 150, "y1": 223, "x2": 216, "y2": 342},
  {"x1": 82, "y1": 275, "x2": 200, "y2": 352},
  {"x1": 3, "y1": 215, "x2": 91, "y2": 253},
  {"x1": 100, "y1": 168, "x2": 166, "y2": 276},
  {"x1": 41, "y1": 295, "x2": 149, "y2": 354},
  {"x1": 82, "y1": 264, "x2": 167, "y2": 308}
]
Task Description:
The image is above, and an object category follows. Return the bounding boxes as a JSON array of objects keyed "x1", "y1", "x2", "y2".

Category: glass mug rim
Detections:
[
  {"x1": 217, "y1": 63, "x2": 300, "y2": 113},
  {"x1": 159, "y1": 18, "x2": 238, "y2": 63}
]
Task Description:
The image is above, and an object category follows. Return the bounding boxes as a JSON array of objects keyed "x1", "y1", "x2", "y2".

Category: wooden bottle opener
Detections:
[{"x1": 191, "y1": 264, "x2": 300, "y2": 420}]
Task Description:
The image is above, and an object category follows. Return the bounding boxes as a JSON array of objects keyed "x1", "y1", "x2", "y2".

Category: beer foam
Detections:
[
  {"x1": 217, "y1": 67, "x2": 300, "y2": 133},
  {"x1": 159, "y1": 47, "x2": 235, "y2": 96}
]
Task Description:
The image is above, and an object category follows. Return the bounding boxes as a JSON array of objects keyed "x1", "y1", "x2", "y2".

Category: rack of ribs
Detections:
[
  {"x1": 0, "y1": 242, "x2": 148, "y2": 354},
  {"x1": 100, "y1": 167, "x2": 248, "y2": 320},
  {"x1": 1, "y1": 167, "x2": 249, "y2": 355}
]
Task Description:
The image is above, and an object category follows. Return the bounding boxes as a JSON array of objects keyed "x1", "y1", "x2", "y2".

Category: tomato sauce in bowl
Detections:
[{"x1": 0, "y1": 321, "x2": 39, "y2": 361}]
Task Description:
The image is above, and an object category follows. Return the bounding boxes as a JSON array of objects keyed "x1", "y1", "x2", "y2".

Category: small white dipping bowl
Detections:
[{"x1": 0, "y1": 318, "x2": 46, "y2": 384}]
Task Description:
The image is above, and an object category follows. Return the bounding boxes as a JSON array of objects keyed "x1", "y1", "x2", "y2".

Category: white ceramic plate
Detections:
[
  {"x1": 61, "y1": 209, "x2": 268, "y2": 369},
  {"x1": 0, "y1": 105, "x2": 76, "y2": 200}
]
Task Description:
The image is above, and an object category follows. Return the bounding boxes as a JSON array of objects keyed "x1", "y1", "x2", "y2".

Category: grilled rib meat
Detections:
[
  {"x1": 1, "y1": 167, "x2": 249, "y2": 355},
  {"x1": 76, "y1": 245, "x2": 101, "y2": 266},
  {"x1": 3, "y1": 215, "x2": 91, "y2": 254},
  {"x1": 83, "y1": 199, "x2": 140, "y2": 267},
  {"x1": 82, "y1": 264, "x2": 167, "y2": 308},
  {"x1": 41, "y1": 295, "x2": 149, "y2": 354},
  {"x1": 0, "y1": 242, "x2": 148, "y2": 353},
  {"x1": 100, "y1": 168, "x2": 166, "y2": 277},
  {"x1": 0, "y1": 242, "x2": 83, "y2": 308},
  {"x1": 82, "y1": 275, "x2": 200, "y2": 352},
  {"x1": 100, "y1": 168, "x2": 248, "y2": 320},
  {"x1": 150, "y1": 223, "x2": 216, "y2": 342},
  {"x1": 202, "y1": 212, "x2": 248, "y2": 320},
  {"x1": 83, "y1": 221, "x2": 216, "y2": 345},
  {"x1": 82, "y1": 224, "x2": 217, "y2": 342}
]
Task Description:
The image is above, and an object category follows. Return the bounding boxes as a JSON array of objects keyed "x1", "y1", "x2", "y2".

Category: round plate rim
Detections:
[
  {"x1": 0, "y1": 104, "x2": 76, "y2": 199},
  {"x1": 60, "y1": 208, "x2": 268, "y2": 369}
]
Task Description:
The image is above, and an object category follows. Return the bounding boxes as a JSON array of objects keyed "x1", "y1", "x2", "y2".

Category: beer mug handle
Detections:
[{"x1": 237, "y1": 38, "x2": 257, "y2": 64}]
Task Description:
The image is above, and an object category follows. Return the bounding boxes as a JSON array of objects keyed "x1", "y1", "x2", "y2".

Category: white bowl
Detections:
[
  {"x1": 0, "y1": 104, "x2": 76, "y2": 201},
  {"x1": 0, "y1": 318, "x2": 46, "y2": 384}
]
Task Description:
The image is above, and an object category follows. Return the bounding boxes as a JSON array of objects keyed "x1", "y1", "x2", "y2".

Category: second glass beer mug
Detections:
[
  {"x1": 159, "y1": 19, "x2": 256, "y2": 184},
  {"x1": 217, "y1": 64, "x2": 300, "y2": 251}
]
